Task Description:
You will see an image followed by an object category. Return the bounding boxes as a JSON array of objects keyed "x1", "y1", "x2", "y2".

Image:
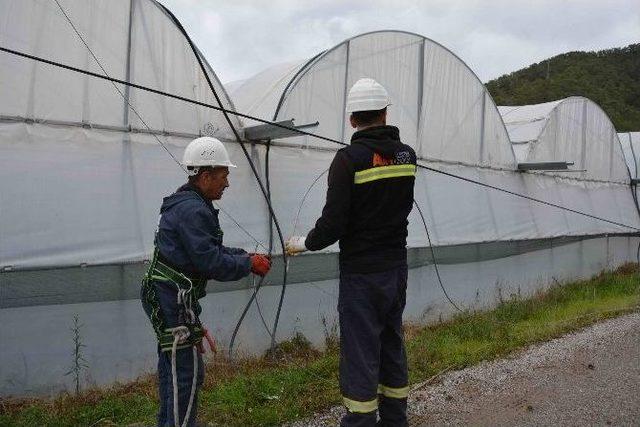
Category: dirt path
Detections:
[
  {"x1": 289, "y1": 312, "x2": 640, "y2": 426},
  {"x1": 410, "y1": 312, "x2": 640, "y2": 426}
]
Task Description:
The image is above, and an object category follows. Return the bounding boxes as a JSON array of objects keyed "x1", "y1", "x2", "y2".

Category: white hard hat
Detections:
[
  {"x1": 346, "y1": 78, "x2": 391, "y2": 113},
  {"x1": 181, "y1": 136, "x2": 236, "y2": 176}
]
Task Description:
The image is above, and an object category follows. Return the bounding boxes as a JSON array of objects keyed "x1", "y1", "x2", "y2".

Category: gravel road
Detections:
[{"x1": 288, "y1": 311, "x2": 640, "y2": 426}]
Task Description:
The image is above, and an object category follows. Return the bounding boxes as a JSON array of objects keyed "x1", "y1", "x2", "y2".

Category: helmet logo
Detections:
[
  {"x1": 202, "y1": 122, "x2": 219, "y2": 136},
  {"x1": 201, "y1": 149, "x2": 215, "y2": 157}
]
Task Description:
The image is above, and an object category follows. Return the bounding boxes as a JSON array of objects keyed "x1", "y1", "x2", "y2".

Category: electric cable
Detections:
[
  {"x1": 413, "y1": 200, "x2": 464, "y2": 313},
  {"x1": 628, "y1": 176, "x2": 640, "y2": 267},
  {"x1": 148, "y1": 2, "x2": 290, "y2": 356},
  {"x1": 228, "y1": 140, "x2": 278, "y2": 358},
  {"x1": 265, "y1": 140, "x2": 276, "y2": 259},
  {"x1": 50, "y1": 0, "x2": 185, "y2": 171},
  {"x1": 249, "y1": 244, "x2": 275, "y2": 340},
  {"x1": 214, "y1": 203, "x2": 270, "y2": 252},
  {"x1": 51, "y1": 0, "x2": 278, "y2": 360},
  {"x1": 0, "y1": 45, "x2": 342, "y2": 146},
  {"x1": 227, "y1": 143, "x2": 274, "y2": 358},
  {"x1": 4, "y1": 17, "x2": 640, "y2": 356},
  {"x1": 291, "y1": 168, "x2": 330, "y2": 237},
  {"x1": 54, "y1": 4, "x2": 205, "y2": 426},
  {"x1": 228, "y1": 267, "x2": 273, "y2": 358},
  {"x1": 3, "y1": 43, "x2": 637, "y2": 233},
  {"x1": 49, "y1": 1, "x2": 269, "y2": 255},
  {"x1": 289, "y1": 168, "x2": 464, "y2": 313},
  {"x1": 7, "y1": 33, "x2": 640, "y2": 318}
]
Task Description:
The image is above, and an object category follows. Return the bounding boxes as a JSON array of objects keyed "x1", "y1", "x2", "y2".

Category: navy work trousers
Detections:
[
  {"x1": 141, "y1": 282, "x2": 204, "y2": 427},
  {"x1": 339, "y1": 265, "x2": 409, "y2": 427}
]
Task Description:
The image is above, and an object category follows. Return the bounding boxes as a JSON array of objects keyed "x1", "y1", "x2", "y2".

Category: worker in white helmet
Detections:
[
  {"x1": 286, "y1": 78, "x2": 417, "y2": 426},
  {"x1": 141, "y1": 136, "x2": 271, "y2": 427}
]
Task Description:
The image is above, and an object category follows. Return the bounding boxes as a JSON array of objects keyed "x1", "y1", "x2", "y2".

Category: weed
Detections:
[
  {"x1": 320, "y1": 314, "x2": 339, "y2": 352},
  {"x1": 64, "y1": 314, "x2": 89, "y2": 396}
]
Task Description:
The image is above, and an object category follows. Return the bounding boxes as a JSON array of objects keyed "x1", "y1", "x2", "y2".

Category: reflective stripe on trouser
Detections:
[
  {"x1": 343, "y1": 396, "x2": 378, "y2": 413},
  {"x1": 378, "y1": 384, "x2": 410, "y2": 399},
  {"x1": 339, "y1": 265, "x2": 409, "y2": 427}
]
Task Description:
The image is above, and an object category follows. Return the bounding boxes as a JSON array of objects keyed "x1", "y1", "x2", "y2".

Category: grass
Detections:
[{"x1": 1, "y1": 264, "x2": 639, "y2": 426}]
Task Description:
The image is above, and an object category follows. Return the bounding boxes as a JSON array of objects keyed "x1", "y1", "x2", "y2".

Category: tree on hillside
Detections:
[{"x1": 485, "y1": 44, "x2": 640, "y2": 132}]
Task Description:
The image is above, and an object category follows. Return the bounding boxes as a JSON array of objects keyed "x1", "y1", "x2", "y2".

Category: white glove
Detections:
[{"x1": 285, "y1": 236, "x2": 308, "y2": 256}]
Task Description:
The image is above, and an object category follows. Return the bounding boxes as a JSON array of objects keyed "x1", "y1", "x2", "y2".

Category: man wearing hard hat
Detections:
[
  {"x1": 141, "y1": 137, "x2": 271, "y2": 427},
  {"x1": 287, "y1": 78, "x2": 417, "y2": 426}
]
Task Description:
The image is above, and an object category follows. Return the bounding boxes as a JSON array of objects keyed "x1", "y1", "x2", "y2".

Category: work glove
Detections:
[
  {"x1": 250, "y1": 254, "x2": 271, "y2": 276},
  {"x1": 196, "y1": 328, "x2": 217, "y2": 354},
  {"x1": 285, "y1": 236, "x2": 307, "y2": 256}
]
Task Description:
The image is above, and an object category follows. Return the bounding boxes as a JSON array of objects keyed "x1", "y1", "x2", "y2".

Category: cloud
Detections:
[{"x1": 159, "y1": 0, "x2": 639, "y2": 83}]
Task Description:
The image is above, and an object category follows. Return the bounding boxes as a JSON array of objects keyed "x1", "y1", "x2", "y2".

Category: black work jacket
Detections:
[{"x1": 305, "y1": 125, "x2": 417, "y2": 273}]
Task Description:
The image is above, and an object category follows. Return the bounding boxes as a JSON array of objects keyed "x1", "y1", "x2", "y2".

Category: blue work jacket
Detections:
[{"x1": 156, "y1": 183, "x2": 251, "y2": 282}]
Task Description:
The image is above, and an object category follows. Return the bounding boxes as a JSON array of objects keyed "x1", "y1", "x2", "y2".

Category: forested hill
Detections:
[{"x1": 485, "y1": 44, "x2": 640, "y2": 132}]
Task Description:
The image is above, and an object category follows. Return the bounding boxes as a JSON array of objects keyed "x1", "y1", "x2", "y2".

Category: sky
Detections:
[{"x1": 159, "y1": 0, "x2": 639, "y2": 84}]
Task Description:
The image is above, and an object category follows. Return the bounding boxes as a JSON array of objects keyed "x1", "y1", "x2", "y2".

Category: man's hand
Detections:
[
  {"x1": 204, "y1": 328, "x2": 217, "y2": 354},
  {"x1": 250, "y1": 254, "x2": 271, "y2": 276},
  {"x1": 285, "y1": 236, "x2": 307, "y2": 256}
]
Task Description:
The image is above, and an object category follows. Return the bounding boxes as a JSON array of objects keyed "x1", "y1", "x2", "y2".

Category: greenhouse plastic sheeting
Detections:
[
  {"x1": 230, "y1": 31, "x2": 516, "y2": 168},
  {"x1": 267, "y1": 145, "x2": 638, "y2": 249},
  {"x1": 0, "y1": 122, "x2": 270, "y2": 269},
  {"x1": 499, "y1": 98, "x2": 629, "y2": 183},
  {"x1": 0, "y1": 0, "x2": 254, "y2": 269},
  {"x1": 226, "y1": 60, "x2": 307, "y2": 127},
  {"x1": 2, "y1": 9, "x2": 640, "y2": 395},
  {"x1": 228, "y1": 31, "x2": 639, "y2": 255},
  {"x1": 3, "y1": 23, "x2": 639, "y2": 271}
]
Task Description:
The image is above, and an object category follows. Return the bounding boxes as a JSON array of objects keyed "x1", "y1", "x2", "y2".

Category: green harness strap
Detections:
[{"x1": 141, "y1": 247, "x2": 208, "y2": 352}]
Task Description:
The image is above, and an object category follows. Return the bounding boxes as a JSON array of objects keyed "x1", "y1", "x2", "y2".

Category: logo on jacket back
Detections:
[
  {"x1": 372, "y1": 153, "x2": 393, "y2": 166},
  {"x1": 395, "y1": 151, "x2": 412, "y2": 164},
  {"x1": 372, "y1": 151, "x2": 412, "y2": 166}
]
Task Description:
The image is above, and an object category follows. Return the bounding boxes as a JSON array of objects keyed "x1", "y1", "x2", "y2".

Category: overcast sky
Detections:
[{"x1": 159, "y1": 0, "x2": 639, "y2": 84}]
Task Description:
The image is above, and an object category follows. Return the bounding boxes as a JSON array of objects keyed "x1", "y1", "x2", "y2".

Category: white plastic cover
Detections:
[
  {"x1": 231, "y1": 32, "x2": 639, "y2": 253},
  {"x1": 228, "y1": 31, "x2": 516, "y2": 168},
  {"x1": 2, "y1": 16, "x2": 640, "y2": 396},
  {"x1": 1, "y1": 17, "x2": 638, "y2": 271},
  {"x1": 500, "y1": 97, "x2": 629, "y2": 183},
  {"x1": 0, "y1": 0, "x2": 251, "y2": 269},
  {"x1": 226, "y1": 60, "x2": 307, "y2": 127}
]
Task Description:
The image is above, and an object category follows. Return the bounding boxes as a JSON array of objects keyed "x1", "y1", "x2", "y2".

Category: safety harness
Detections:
[
  {"x1": 141, "y1": 245, "x2": 210, "y2": 427},
  {"x1": 141, "y1": 246, "x2": 207, "y2": 352}
]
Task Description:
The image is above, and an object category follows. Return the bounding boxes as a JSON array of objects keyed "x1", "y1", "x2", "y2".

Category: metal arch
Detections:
[
  {"x1": 531, "y1": 96, "x2": 633, "y2": 184},
  {"x1": 274, "y1": 30, "x2": 428, "y2": 121},
  {"x1": 627, "y1": 132, "x2": 639, "y2": 179},
  {"x1": 272, "y1": 51, "x2": 326, "y2": 121},
  {"x1": 269, "y1": 29, "x2": 516, "y2": 167},
  {"x1": 567, "y1": 97, "x2": 636, "y2": 184}
]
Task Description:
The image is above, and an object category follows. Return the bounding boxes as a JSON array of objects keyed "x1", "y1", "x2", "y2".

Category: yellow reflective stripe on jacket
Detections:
[
  {"x1": 342, "y1": 396, "x2": 378, "y2": 413},
  {"x1": 353, "y1": 164, "x2": 416, "y2": 184},
  {"x1": 377, "y1": 384, "x2": 410, "y2": 399}
]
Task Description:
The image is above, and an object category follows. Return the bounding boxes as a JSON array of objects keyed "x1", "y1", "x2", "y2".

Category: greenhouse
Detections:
[
  {"x1": 619, "y1": 131, "x2": 640, "y2": 179},
  {"x1": 1, "y1": 2, "x2": 638, "y2": 396}
]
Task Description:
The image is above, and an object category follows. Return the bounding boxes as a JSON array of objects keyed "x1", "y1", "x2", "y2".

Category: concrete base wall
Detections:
[{"x1": 1, "y1": 235, "x2": 637, "y2": 396}]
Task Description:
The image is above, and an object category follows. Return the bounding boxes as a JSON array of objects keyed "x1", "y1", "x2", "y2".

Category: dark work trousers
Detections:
[
  {"x1": 141, "y1": 282, "x2": 205, "y2": 427},
  {"x1": 339, "y1": 265, "x2": 409, "y2": 427}
]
